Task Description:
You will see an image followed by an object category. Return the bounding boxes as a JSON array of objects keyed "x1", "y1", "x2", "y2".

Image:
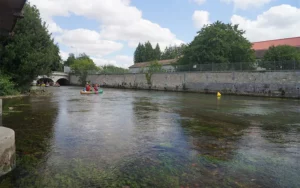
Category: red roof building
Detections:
[{"x1": 252, "y1": 37, "x2": 300, "y2": 58}]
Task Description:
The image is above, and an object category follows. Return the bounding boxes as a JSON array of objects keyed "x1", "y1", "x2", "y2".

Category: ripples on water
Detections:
[{"x1": 0, "y1": 87, "x2": 300, "y2": 188}]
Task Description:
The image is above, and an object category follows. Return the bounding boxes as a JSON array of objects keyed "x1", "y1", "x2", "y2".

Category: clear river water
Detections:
[{"x1": 0, "y1": 87, "x2": 299, "y2": 188}]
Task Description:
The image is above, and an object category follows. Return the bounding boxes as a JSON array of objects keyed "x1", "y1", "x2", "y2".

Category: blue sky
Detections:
[{"x1": 30, "y1": 0, "x2": 300, "y2": 68}]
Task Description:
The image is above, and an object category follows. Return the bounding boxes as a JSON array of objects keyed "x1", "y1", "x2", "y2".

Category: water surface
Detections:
[{"x1": 0, "y1": 87, "x2": 299, "y2": 187}]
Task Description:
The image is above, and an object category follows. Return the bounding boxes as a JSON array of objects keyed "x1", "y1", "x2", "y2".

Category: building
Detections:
[
  {"x1": 252, "y1": 36, "x2": 300, "y2": 59},
  {"x1": 0, "y1": 0, "x2": 26, "y2": 36},
  {"x1": 129, "y1": 59, "x2": 178, "y2": 73}
]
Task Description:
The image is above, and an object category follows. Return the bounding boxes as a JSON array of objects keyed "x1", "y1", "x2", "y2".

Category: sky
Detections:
[{"x1": 29, "y1": 0, "x2": 300, "y2": 68}]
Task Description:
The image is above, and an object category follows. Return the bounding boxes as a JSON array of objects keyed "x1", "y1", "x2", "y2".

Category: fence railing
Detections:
[{"x1": 70, "y1": 60, "x2": 300, "y2": 75}]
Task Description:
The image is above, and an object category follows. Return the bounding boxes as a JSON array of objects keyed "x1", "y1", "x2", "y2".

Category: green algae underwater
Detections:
[{"x1": 1, "y1": 87, "x2": 300, "y2": 187}]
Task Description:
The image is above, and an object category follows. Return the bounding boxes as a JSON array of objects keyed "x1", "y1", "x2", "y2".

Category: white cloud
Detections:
[
  {"x1": 221, "y1": 0, "x2": 272, "y2": 10},
  {"x1": 60, "y1": 51, "x2": 69, "y2": 60},
  {"x1": 29, "y1": 0, "x2": 184, "y2": 62},
  {"x1": 192, "y1": 10, "x2": 210, "y2": 29},
  {"x1": 231, "y1": 4, "x2": 300, "y2": 42},
  {"x1": 92, "y1": 55, "x2": 133, "y2": 68},
  {"x1": 56, "y1": 29, "x2": 123, "y2": 57},
  {"x1": 191, "y1": 0, "x2": 206, "y2": 5},
  {"x1": 100, "y1": 19, "x2": 184, "y2": 49}
]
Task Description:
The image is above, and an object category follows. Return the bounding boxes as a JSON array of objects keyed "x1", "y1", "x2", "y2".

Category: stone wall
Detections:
[{"x1": 70, "y1": 71, "x2": 300, "y2": 98}]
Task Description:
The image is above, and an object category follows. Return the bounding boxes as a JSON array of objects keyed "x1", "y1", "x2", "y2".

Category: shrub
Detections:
[{"x1": 0, "y1": 74, "x2": 18, "y2": 96}]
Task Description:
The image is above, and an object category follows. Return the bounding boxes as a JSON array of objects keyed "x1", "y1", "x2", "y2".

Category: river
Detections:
[{"x1": 0, "y1": 87, "x2": 299, "y2": 187}]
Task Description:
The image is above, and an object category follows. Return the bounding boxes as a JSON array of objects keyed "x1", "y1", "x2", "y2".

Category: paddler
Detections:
[
  {"x1": 93, "y1": 84, "x2": 98, "y2": 92},
  {"x1": 86, "y1": 82, "x2": 91, "y2": 91}
]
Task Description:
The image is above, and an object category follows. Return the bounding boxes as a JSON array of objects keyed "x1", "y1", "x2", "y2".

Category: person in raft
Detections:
[
  {"x1": 85, "y1": 83, "x2": 91, "y2": 91},
  {"x1": 93, "y1": 84, "x2": 98, "y2": 92}
]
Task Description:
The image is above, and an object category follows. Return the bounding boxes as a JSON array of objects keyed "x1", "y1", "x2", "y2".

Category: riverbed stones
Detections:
[{"x1": 0, "y1": 127, "x2": 16, "y2": 177}]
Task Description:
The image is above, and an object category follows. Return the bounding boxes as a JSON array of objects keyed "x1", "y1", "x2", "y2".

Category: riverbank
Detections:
[
  {"x1": 0, "y1": 94, "x2": 28, "y2": 99},
  {"x1": 70, "y1": 71, "x2": 300, "y2": 99}
]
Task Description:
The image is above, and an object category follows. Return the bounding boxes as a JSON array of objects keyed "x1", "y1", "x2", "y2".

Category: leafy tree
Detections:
[
  {"x1": 142, "y1": 61, "x2": 163, "y2": 85},
  {"x1": 70, "y1": 55, "x2": 99, "y2": 85},
  {"x1": 64, "y1": 53, "x2": 76, "y2": 66},
  {"x1": 0, "y1": 72, "x2": 18, "y2": 96},
  {"x1": 178, "y1": 21, "x2": 255, "y2": 67},
  {"x1": 0, "y1": 3, "x2": 61, "y2": 91},
  {"x1": 99, "y1": 65, "x2": 129, "y2": 74},
  {"x1": 153, "y1": 44, "x2": 161, "y2": 60},
  {"x1": 262, "y1": 45, "x2": 300, "y2": 70},
  {"x1": 161, "y1": 44, "x2": 186, "y2": 60}
]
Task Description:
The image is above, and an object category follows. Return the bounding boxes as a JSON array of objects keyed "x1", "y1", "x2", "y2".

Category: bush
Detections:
[{"x1": 0, "y1": 74, "x2": 19, "y2": 96}]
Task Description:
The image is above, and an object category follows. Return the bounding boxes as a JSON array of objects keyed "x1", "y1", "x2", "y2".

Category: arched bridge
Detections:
[{"x1": 34, "y1": 71, "x2": 70, "y2": 85}]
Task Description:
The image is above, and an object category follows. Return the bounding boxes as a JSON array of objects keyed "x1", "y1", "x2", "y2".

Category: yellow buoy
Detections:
[{"x1": 217, "y1": 92, "x2": 221, "y2": 97}]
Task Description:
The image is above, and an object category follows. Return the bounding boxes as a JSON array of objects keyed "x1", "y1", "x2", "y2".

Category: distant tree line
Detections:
[
  {"x1": 66, "y1": 53, "x2": 128, "y2": 85},
  {"x1": 134, "y1": 42, "x2": 186, "y2": 63},
  {"x1": 162, "y1": 21, "x2": 300, "y2": 71}
]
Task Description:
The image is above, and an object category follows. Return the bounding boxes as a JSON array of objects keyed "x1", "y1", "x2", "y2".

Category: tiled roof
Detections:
[
  {"x1": 252, "y1": 37, "x2": 300, "y2": 50},
  {"x1": 129, "y1": 59, "x2": 178, "y2": 68}
]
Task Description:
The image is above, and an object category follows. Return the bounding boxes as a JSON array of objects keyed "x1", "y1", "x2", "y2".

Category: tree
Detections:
[
  {"x1": 64, "y1": 53, "x2": 76, "y2": 66},
  {"x1": 70, "y1": 55, "x2": 99, "y2": 85},
  {"x1": 144, "y1": 41, "x2": 154, "y2": 62},
  {"x1": 262, "y1": 45, "x2": 300, "y2": 70},
  {"x1": 0, "y1": 72, "x2": 18, "y2": 96},
  {"x1": 161, "y1": 44, "x2": 186, "y2": 60},
  {"x1": 178, "y1": 21, "x2": 255, "y2": 67},
  {"x1": 0, "y1": 3, "x2": 61, "y2": 91},
  {"x1": 153, "y1": 44, "x2": 161, "y2": 60},
  {"x1": 99, "y1": 65, "x2": 129, "y2": 74},
  {"x1": 142, "y1": 61, "x2": 163, "y2": 85},
  {"x1": 134, "y1": 43, "x2": 142, "y2": 63}
]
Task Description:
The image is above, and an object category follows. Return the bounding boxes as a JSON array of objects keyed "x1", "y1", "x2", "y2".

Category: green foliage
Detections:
[
  {"x1": 144, "y1": 41, "x2": 154, "y2": 62},
  {"x1": 263, "y1": 45, "x2": 300, "y2": 61},
  {"x1": 178, "y1": 21, "x2": 255, "y2": 66},
  {"x1": 64, "y1": 53, "x2": 76, "y2": 66},
  {"x1": 142, "y1": 61, "x2": 163, "y2": 85},
  {"x1": 161, "y1": 44, "x2": 186, "y2": 60},
  {"x1": 134, "y1": 42, "x2": 162, "y2": 63},
  {"x1": 134, "y1": 43, "x2": 144, "y2": 63},
  {"x1": 0, "y1": 3, "x2": 61, "y2": 91},
  {"x1": 99, "y1": 64, "x2": 129, "y2": 74},
  {"x1": 70, "y1": 54, "x2": 99, "y2": 85},
  {"x1": 261, "y1": 45, "x2": 300, "y2": 70},
  {"x1": 134, "y1": 42, "x2": 184, "y2": 63},
  {"x1": 154, "y1": 44, "x2": 162, "y2": 60},
  {"x1": 0, "y1": 73, "x2": 19, "y2": 96}
]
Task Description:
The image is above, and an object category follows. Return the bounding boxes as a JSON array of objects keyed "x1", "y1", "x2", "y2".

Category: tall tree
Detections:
[
  {"x1": 161, "y1": 44, "x2": 186, "y2": 60},
  {"x1": 134, "y1": 43, "x2": 142, "y2": 63},
  {"x1": 144, "y1": 41, "x2": 154, "y2": 62},
  {"x1": 178, "y1": 21, "x2": 255, "y2": 65},
  {"x1": 140, "y1": 43, "x2": 146, "y2": 62},
  {"x1": 0, "y1": 3, "x2": 61, "y2": 91},
  {"x1": 154, "y1": 44, "x2": 161, "y2": 60},
  {"x1": 70, "y1": 54, "x2": 99, "y2": 85},
  {"x1": 262, "y1": 45, "x2": 300, "y2": 70},
  {"x1": 64, "y1": 53, "x2": 76, "y2": 66}
]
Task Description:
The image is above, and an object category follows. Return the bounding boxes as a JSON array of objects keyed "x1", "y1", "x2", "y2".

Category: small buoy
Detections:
[{"x1": 217, "y1": 92, "x2": 221, "y2": 97}]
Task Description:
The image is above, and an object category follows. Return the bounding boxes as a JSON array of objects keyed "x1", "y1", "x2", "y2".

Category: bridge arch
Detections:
[
  {"x1": 56, "y1": 78, "x2": 69, "y2": 85},
  {"x1": 34, "y1": 72, "x2": 70, "y2": 86}
]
